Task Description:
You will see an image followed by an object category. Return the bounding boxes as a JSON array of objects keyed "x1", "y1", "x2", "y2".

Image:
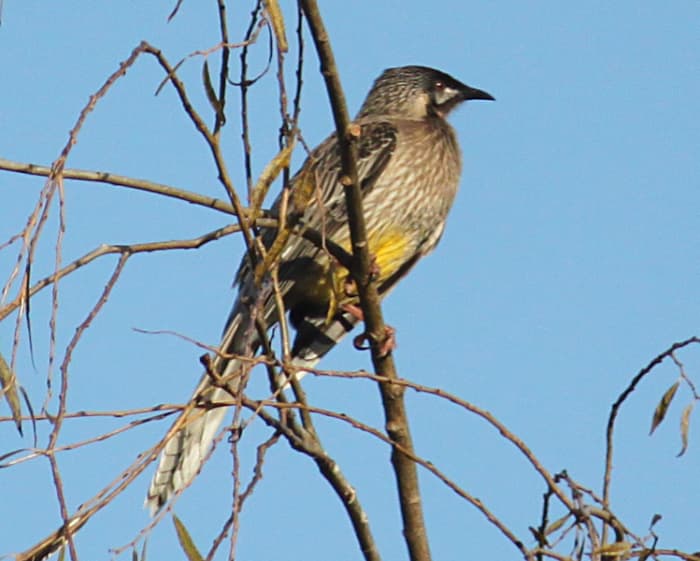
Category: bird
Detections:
[{"x1": 146, "y1": 65, "x2": 493, "y2": 512}]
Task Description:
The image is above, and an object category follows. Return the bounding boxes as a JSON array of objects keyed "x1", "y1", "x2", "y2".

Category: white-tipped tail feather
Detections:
[
  {"x1": 146, "y1": 384, "x2": 231, "y2": 515},
  {"x1": 145, "y1": 313, "x2": 356, "y2": 513}
]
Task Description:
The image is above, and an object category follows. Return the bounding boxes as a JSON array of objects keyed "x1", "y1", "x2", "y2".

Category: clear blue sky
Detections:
[{"x1": 1, "y1": 2, "x2": 698, "y2": 560}]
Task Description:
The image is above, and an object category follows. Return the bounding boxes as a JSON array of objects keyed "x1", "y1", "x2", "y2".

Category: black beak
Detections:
[{"x1": 461, "y1": 85, "x2": 495, "y2": 101}]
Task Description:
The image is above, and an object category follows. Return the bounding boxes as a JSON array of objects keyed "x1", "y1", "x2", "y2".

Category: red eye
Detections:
[{"x1": 434, "y1": 80, "x2": 445, "y2": 90}]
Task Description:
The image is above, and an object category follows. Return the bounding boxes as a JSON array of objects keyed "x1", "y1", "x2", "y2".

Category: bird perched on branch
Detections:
[{"x1": 146, "y1": 65, "x2": 493, "y2": 512}]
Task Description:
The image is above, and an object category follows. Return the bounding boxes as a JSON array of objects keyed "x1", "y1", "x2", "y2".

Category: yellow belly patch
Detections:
[
  {"x1": 287, "y1": 229, "x2": 414, "y2": 322},
  {"x1": 324, "y1": 230, "x2": 413, "y2": 317},
  {"x1": 333, "y1": 229, "x2": 413, "y2": 283},
  {"x1": 366, "y1": 229, "x2": 414, "y2": 282}
]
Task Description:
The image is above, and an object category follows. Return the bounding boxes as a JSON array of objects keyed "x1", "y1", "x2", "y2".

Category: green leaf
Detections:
[
  {"x1": 592, "y1": 541, "x2": 632, "y2": 558},
  {"x1": 0, "y1": 350, "x2": 22, "y2": 435},
  {"x1": 202, "y1": 60, "x2": 224, "y2": 125},
  {"x1": 250, "y1": 142, "x2": 295, "y2": 215},
  {"x1": 263, "y1": 0, "x2": 288, "y2": 52},
  {"x1": 650, "y1": 381, "x2": 679, "y2": 435},
  {"x1": 173, "y1": 515, "x2": 204, "y2": 561},
  {"x1": 544, "y1": 513, "x2": 570, "y2": 536}
]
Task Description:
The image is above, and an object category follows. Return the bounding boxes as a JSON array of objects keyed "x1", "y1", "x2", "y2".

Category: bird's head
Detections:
[{"x1": 357, "y1": 65, "x2": 494, "y2": 120}]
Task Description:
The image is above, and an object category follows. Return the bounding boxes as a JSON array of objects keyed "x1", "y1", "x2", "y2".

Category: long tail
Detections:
[
  {"x1": 145, "y1": 376, "x2": 237, "y2": 514},
  {"x1": 145, "y1": 308, "x2": 357, "y2": 514}
]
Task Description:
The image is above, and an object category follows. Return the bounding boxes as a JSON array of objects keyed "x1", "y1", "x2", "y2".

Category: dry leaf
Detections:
[
  {"x1": 253, "y1": 155, "x2": 314, "y2": 285},
  {"x1": 0, "y1": 351, "x2": 22, "y2": 434},
  {"x1": 250, "y1": 143, "x2": 295, "y2": 216},
  {"x1": 650, "y1": 381, "x2": 679, "y2": 435},
  {"x1": 677, "y1": 402, "x2": 694, "y2": 456},
  {"x1": 544, "y1": 513, "x2": 569, "y2": 536}
]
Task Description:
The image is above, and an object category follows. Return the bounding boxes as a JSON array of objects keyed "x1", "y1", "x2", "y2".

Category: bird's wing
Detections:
[
  {"x1": 302, "y1": 120, "x2": 398, "y2": 229},
  {"x1": 146, "y1": 121, "x2": 399, "y2": 512},
  {"x1": 229, "y1": 120, "x2": 398, "y2": 318}
]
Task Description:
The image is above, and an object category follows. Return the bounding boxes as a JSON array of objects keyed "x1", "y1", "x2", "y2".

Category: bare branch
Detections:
[
  {"x1": 603, "y1": 337, "x2": 700, "y2": 505},
  {"x1": 243, "y1": 398, "x2": 383, "y2": 561},
  {"x1": 299, "y1": 3, "x2": 433, "y2": 559},
  {"x1": 0, "y1": 158, "x2": 234, "y2": 215},
  {"x1": 248, "y1": 397, "x2": 528, "y2": 560}
]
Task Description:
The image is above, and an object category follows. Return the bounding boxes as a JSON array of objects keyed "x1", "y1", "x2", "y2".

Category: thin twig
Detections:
[
  {"x1": 214, "y1": 0, "x2": 230, "y2": 135},
  {"x1": 239, "y1": 1, "x2": 263, "y2": 200},
  {"x1": 249, "y1": 398, "x2": 529, "y2": 560},
  {"x1": 306, "y1": 368, "x2": 577, "y2": 512},
  {"x1": 0, "y1": 158, "x2": 234, "y2": 214},
  {"x1": 603, "y1": 337, "x2": 700, "y2": 505},
  {"x1": 40, "y1": 255, "x2": 126, "y2": 561},
  {"x1": 242, "y1": 398, "x2": 383, "y2": 561},
  {"x1": 0, "y1": 224, "x2": 240, "y2": 322}
]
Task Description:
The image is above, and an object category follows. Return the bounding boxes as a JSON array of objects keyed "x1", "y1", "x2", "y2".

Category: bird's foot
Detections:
[
  {"x1": 352, "y1": 324, "x2": 397, "y2": 358},
  {"x1": 341, "y1": 302, "x2": 364, "y2": 321},
  {"x1": 378, "y1": 325, "x2": 397, "y2": 356}
]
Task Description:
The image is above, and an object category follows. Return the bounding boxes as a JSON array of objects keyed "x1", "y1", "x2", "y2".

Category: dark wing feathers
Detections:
[
  {"x1": 233, "y1": 121, "x2": 397, "y2": 290},
  {"x1": 305, "y1": 120, "x2": 397, "y2": 225}
]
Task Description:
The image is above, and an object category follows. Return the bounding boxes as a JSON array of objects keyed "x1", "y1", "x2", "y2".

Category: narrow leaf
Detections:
[
  {"x1": 173, "y1": 515, "x2": 204, "y2": 561},
  {"x1": 167, "y1": 0, "x2": 184, "y2": 22},
  {"x1": 0, "y1": 351, "x2": 22, "y2": 435},
  {"x1": 528, "y1": 526, "x2": 546, "y2": 546},
  {"x1": 202, "y1": 60, "x2": 224, "y2": 124},
  {"x1": 677, "y1": 402, "x2": 694, "y2": 456},
  {"x1": 140, "y1": 536, "x2": 149, "y2": 561},
  {"x1": 650, "y1": 381, "x2": 679, "y2": 435},
  {"x1": 263, "y1": 0, "x2": 288, "y2": 52},
  {"x1": 544, "y1": 513, "x2": 570, "y2": 536},
  {"x1": 592, "y1": 541, "x2": 632, "y2": 558},
  {"x1": 250, "y1": 142, "x2": 295, "y2": 215},
  {"x1": 253, "y1": 159, "x2": 315, "y2": 285}
]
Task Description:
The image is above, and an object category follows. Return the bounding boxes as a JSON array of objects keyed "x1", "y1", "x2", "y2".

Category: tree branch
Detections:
[
  {"x1": 298, "y1": 2, "x2": 432, "y2": 560},
  {"x1": 0, "y1": 158, "x2": 234, "y2": 215}
]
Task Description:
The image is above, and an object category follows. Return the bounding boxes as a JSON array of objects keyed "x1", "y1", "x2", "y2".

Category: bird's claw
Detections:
[
  {"x1": 352, "y1": 324, "x2": 396, "y2": 358},
  {"x1": 378, "y1": 325, "x2": 397, "y2": 356}
]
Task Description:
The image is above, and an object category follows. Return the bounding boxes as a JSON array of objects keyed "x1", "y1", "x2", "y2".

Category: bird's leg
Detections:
[
  {"x1": 342, "y1": 258, "x2": 395, "y2": 355},
  {"x1": 341, "y1": 302, "x2": 364, "y2": 321},
  {"x1": 345, "y1": 303, "x2": 397, "y2": 357}
]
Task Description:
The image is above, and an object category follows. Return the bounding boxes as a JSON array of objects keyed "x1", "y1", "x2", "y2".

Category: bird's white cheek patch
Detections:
[{"x1": 434, "y1": 86, "x2": 460, "y2": 107}]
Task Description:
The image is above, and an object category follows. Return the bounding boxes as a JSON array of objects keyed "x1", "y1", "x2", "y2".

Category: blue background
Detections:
[{"x1": 0, "y1": 2, "x2": 698, "y2": 560}]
